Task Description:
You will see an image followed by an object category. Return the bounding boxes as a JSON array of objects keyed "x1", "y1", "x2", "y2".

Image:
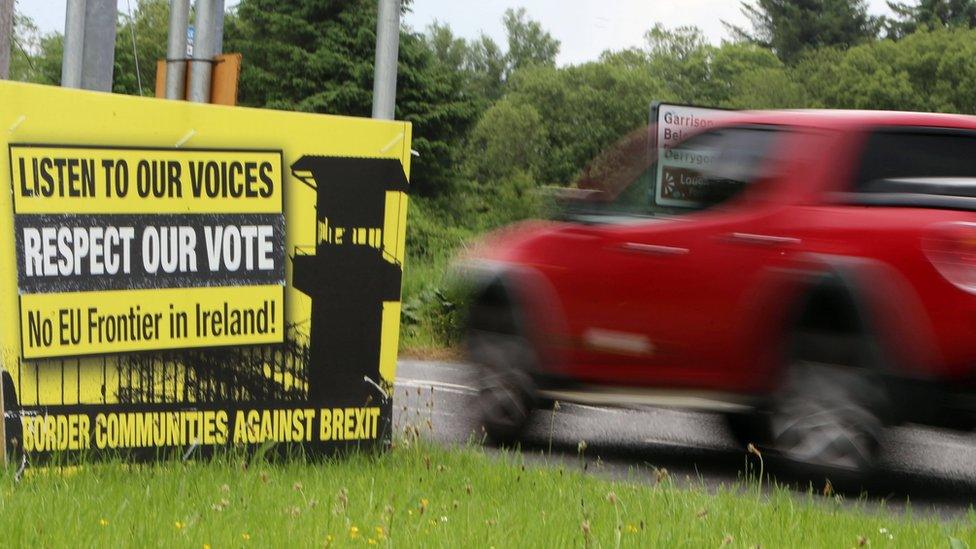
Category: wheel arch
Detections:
[
  {"x1": 747, "y1": 254, "x2": 942, "y2": 387},
  {"x1": 793, "y1": 254, "x2": 940, "y2": 375},
  {"x1": 460, "y1": 262, "x2": 570, "y2": 374}
]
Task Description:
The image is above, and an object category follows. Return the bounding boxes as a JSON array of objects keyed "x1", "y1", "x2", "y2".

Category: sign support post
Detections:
[
  {"x1": 371, "y1": 0, "x2": 400, "y2": 120},
  {"x1": 165, "y1": 0, "x2": 190, "y2": 100},
  {"x1": 0, "y1": 0, "x2": 12, "y2": 80}
]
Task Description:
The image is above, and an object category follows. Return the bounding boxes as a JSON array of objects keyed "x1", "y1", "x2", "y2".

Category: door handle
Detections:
[
  {"x1": 724, "y1": 232, "x2": 800, "y2": 247},
  {"x1": 618, "y1": 242, "x2": 689, "y2": 256}
]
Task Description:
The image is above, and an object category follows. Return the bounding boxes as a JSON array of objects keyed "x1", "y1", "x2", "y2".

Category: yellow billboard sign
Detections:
[{"x1": 0, "y1": 81, "x2": 411, "y2": 460}]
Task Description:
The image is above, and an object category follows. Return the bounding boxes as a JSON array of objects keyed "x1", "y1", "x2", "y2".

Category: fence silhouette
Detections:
[{"x1": 13, "y1": 331, "x2": 310, "y2": 407}]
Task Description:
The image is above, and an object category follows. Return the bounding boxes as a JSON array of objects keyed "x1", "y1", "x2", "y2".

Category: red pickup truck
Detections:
[{"x1": 460, "y1": 110, "x2": 976, "y2": 474}]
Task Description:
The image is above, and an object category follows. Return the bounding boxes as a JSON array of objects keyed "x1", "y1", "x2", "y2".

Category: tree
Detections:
[
  {"x1": 423, "y1": 24, "x2": 504, "y2": 105},
  {"x1": 423, "y1": 8, "x2": 558, "y2": 107},
  {"x1": 494, "y1": 59, "x2": 666, "y2": 185},
  {"x1": 636, "y1": 24, "x2": 796, "y2": 108},
  {"x1": 225, "y1": 0, "x2": 481, "y2": 197},
  {"x1": 14, "y1": 0, "x2": 168, "y2": 93},
  {"x1": 465, "y1": 98, "x2": 547, "y2": 183},
  {"x1": 886, "y1": 0, "x2": 976, "y2": 37},
  {"x1": 113, "y1": 0, "x2": 169, "y2": 96},
  {"x1": 26, "y1": 28, "x2": 61, "y2": 85},
  {"x1": 463, "y1": 34, "x2": 507, "y2": 103},
  {"x1": 727, "y1": 0, "x2": 880, "y2": 63},
  {"x1": 425, "y1": 21, "x2": 467, "y2": 74},
  {"x1": 8, "y1": 8, "x2": 42, "y2": 82},
  {"x1": 791, "y1": 27, "x2": 976, "y2": 112},
  {"x1": 643, "y1": 25, "x2": 713, "y2": 103},
  {"x1": 502, "y1": 7, "x2": 559, "y2": 71},
  {"x1": 467, "y1": 23, "x2": 811, "y2": 187}
]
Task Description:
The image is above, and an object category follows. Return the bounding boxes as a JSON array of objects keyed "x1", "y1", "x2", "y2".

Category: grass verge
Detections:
[{"x1": 1, "y1": 440, "x2": 973, "y2": 547}]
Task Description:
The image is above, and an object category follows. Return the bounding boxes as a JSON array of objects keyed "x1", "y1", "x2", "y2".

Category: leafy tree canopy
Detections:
[
  {"x1": 422, "y1": 8, "x2": 559, "y2": 107},
  {"x1": 885, "y1": 0, "x2": 976, "y2": 37},
  {"x1": 727, "y1": 0, "x2": 880, "y2": 63},
  {"x1": 224, "y1": 0, "x2": 482, "y2": 197},
  {"x1": 8, "y1": 4, "x2": 44, "y2": 82}
]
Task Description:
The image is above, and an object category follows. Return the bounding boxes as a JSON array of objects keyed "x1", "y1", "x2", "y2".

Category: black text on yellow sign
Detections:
[
  {"x1": 10, "y1": 145, "x2": 283, "y2": 214},
  {"x1": 20, "y1": 407, "x2": 383, "y2": 452},
  {"x1": 20, "y1": 285, "x2": 284, "y2": 358}
]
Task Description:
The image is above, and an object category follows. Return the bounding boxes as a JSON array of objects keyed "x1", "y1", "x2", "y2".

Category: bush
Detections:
[{"x1": 400, "y1": 175, "x2": 549, "y2": 352}]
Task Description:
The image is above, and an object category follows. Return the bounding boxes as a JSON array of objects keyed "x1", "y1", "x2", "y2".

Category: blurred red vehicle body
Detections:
[{"x1": 460, "y1": 110, "x2": 976, "y2": 473}]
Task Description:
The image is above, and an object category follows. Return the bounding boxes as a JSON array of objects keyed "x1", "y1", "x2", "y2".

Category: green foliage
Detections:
[
  {"x1": 729, "y1": 0, "x2": 880, "y2": 63},
  {"x1": 727, "y1": 66, "x2": 808, "y2": 108},
  {"x1": 225, "y1": 0, "x2": 481, "y2": 197},
  {"x1": 28, "y1": 33, "x2": 63, "y2": 86},
  {"x1": 502, "y1": 7, "x2": 560, "y2": 71},
  {"x1": 792, "y1": 27, "x2": 976, "y2": 112},
  {"x1": 466, "y1": 26, "x2": 795, "y2": 187},
  {"x1": 886, "y1": 0, "x2": 976, "y2": 38},
  {"x1": 496, "y1": 61, "x2": 663, "y2": 185},
  {"x1": 12, "y1": 0, "x2": 169, "y2": 93},
  {"x1": 422, "y1": 8, "x2": 558, "y2": 111},
  {"x1": 465, "y1": 98, "x2": 547, "y2": 183},
  {"x1": 112, "y1": 0, "x2": 169, "y2": 96},
  {"x1": 8, "y1": 3, "x2": 62, "y2": 86},
  {"x1": 424, "y1": 21, "x2": 468, "y2": 74},
  {"x1": 8, "y1": 7, "x2": 42, "y2": 82},
  {"x1": 642, "y1": 25, "x2": 789, "y2": 106}
]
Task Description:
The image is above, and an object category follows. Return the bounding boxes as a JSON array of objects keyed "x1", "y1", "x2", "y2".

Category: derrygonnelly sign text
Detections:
[{"x1": 9, "y1": 145, "x2": 286, "y2": 359}]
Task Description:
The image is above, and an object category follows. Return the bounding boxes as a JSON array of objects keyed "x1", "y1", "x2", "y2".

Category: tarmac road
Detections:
[{"x1": 392, "y1": 359, "x2": 976, "y2": 518}]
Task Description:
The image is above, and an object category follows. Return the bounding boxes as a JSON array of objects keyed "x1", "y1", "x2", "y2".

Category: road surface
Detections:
[{"x1": 393, "y1": 359, "x2": 976, "y2": 518}]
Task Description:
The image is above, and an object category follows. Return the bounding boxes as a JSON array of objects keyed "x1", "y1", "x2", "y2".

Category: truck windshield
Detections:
[{"x1": 567, "y1": 125, "x2": 779, "y2": 220}]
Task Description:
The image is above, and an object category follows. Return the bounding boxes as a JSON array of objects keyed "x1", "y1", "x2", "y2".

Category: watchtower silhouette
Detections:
[{"x1": 290, "y1": 157, "x2": 408, "y2": 404}]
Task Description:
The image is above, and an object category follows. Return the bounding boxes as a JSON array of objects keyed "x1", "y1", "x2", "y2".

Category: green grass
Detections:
[
  {"x1": 398, "y1": 195, "x2": 484, "y2": 353},
  {"x1": 400, "y1": 251, "x2": 461, "y2": 353},
  {"x1": 2, "y1": 439, "x2": 974, "y2": 547}
]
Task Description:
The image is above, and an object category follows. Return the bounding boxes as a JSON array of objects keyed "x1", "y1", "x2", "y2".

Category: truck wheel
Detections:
[
  {"x1": 469, "y1": 331, "x2": 537, "y2": 444},
  {"x1": 769, "y1": 358, "x2": 883, "y2": 472}
]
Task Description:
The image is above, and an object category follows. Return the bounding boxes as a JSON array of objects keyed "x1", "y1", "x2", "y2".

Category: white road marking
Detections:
[
  {"x1": 563, "y1": 402, "x2": 621, "y2": 414},
  {"x1": 540, "y1": 388, "x2": 752, "y2": 412},
  {"x1": 395, "y1": 378, "x2": 622, "y2": 415},
  {"x1": 396, "y1": 378, "x2": 477, "y2": 395}
]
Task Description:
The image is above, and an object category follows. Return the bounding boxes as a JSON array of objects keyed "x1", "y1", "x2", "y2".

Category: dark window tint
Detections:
[{"x1": 856, "y1": 129, "x2": 976, "y2": 187}]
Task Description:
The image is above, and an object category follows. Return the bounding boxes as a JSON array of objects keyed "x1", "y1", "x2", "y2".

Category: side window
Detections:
[
  {"x1": 660, "y1": 126, "x2": 779, "y2": 211},
  {"x1": 856, "y1": 129, "x2": 976, "y2": 188}
]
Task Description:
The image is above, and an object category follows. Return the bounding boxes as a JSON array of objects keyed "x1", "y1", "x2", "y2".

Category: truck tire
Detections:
[
  {"x1": 469, "y1": 331, "x2": 537, "y2": 445},
  {"x1": 769, "y1": 356, "x2": 884, "y2": 472}
]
